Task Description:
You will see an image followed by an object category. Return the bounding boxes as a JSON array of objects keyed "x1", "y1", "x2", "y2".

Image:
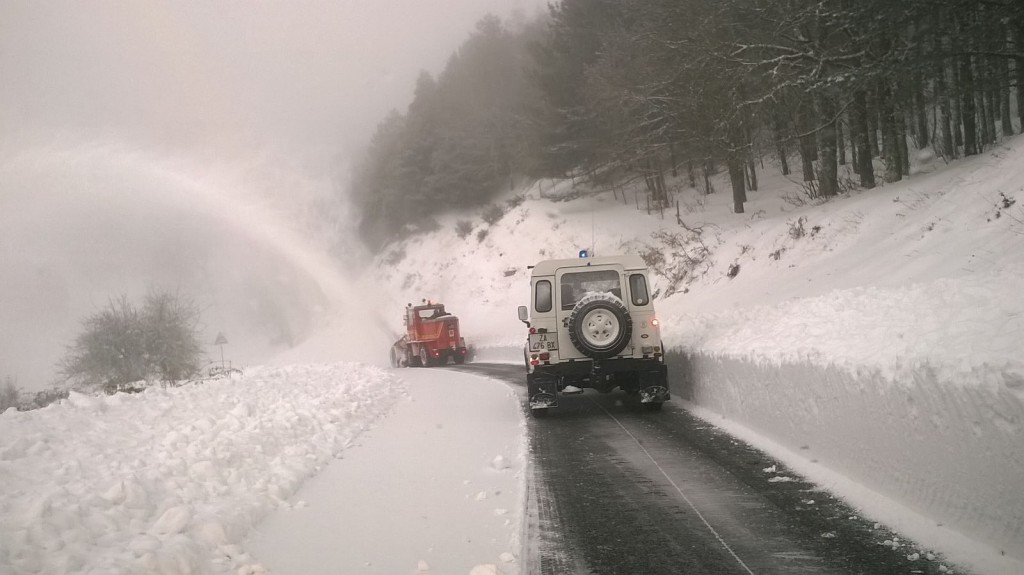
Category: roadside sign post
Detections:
[{"x1": 214, "y1": 332, "x2": 228, "y2": 370}]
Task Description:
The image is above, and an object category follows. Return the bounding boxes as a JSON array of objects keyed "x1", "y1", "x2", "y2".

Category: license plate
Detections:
[{"x1": 529, "y1": 333, "x2": 557, "y2": 351}]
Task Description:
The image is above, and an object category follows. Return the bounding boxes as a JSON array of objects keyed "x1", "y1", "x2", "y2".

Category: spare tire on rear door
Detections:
[{"x1": 567, "y1": 293, "x2": 632, "y2": 359}]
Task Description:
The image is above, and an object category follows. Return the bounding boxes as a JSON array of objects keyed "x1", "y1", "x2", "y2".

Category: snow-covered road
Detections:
[{"x1": 244, "y1": 368, "x2": 525, "y2": 575}]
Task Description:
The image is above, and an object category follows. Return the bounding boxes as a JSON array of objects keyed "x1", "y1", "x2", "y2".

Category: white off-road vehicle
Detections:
[{"x1": 517, "y1": 253, "x2": 668, "y2": 416}]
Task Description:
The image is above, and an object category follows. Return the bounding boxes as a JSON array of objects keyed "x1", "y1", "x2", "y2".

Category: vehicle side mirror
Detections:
[{"x1": 517, "y1": 305, "x2": 530, "y2": 326}]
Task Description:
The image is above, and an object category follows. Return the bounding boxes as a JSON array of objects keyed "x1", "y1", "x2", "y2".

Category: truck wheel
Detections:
[
  {"x1": 643, "y1": 402, "x2": 663, "y2": 412},
  {"x1": 530, "y1": 407, "x2": 548, "y2": 418},
  {"x1": 420, "y1": 348, "x2": 431, "y2": 367},
  {"x1": 406, "y1": 349, "x2": 420, "y2": 368},
  {"x1": 567, "y1": 293, "x2": 632, "y2": 359}
]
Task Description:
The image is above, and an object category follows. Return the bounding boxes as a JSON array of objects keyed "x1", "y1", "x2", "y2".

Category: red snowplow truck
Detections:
[{"x1": 390, "y1": 301, "x2": 468, "y2": 367}]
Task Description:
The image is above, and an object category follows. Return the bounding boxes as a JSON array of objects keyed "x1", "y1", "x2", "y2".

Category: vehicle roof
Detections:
[
  {"x1": 529, "y1": 254, "x2": 648, "y2": 276},
  {"x1": 410, "y1": 302, "x2": 444, "y2": 310}
]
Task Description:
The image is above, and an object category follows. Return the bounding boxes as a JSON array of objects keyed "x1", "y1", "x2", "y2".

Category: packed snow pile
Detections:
[
  {"x1": 0, "y1": 363, "x2": 405, "y2": 574},
  {"x1": 374, "y1": 136, "x2": 1024, "y2": 573}
]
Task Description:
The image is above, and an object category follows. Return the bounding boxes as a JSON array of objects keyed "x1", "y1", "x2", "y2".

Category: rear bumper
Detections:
[
  {"x1": 535, "y1": 358, "x2": 664, "y2": 377},
  {"x1": 431, "y1": 347, "x2": 468, "y2": 360},
  {"x1": 527, "y1": 359, "x2": 669, "y2": 407}
]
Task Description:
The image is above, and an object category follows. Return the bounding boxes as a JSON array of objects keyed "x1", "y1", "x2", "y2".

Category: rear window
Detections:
[
  {"x1": 629, "y1": 274, "x2": 650, "y2": 306},
  {"x1": 535, "y1": 280, "x2": 552, "y2": 312},
  {"x1": 560, "y1": 270, "x2": 622, "y2": 310}
]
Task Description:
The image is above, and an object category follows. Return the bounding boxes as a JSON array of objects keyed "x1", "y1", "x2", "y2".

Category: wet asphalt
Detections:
[{"x1": 449, "y1": 362, "x2": 965, "y2": 575}]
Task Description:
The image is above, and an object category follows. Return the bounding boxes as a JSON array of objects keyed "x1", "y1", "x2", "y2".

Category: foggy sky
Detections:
[
  {"x1": 0, "y1": 0, "x2": 547, "y2": 162},
  {"x1": 0, "y1": 0, "x2": 548, "y2": 392}
]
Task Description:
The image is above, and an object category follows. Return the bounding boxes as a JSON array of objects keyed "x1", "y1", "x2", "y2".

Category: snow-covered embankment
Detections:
[
  {"x1": 0, "y1": 363, "x2": 405, "y2": 574},
  {"x1": 666, "y1": 272, "x2": 1024, "y2": 575}
]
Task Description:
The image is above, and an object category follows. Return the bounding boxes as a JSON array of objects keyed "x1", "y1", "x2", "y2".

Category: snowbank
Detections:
[
  {"x1": 670, "y1": 351, "x2": 1024, "y2": 572},
  {"x1": 0, "y1": 363, "x2": 404, "y2": 574}
]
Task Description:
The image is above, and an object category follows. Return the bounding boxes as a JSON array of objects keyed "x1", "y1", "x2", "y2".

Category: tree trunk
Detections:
[
  {"x1": 644, "y1": 157, "x2": 668, "y2": 207},
  {"x1": 879, "y1": 81, "x2": 903, "y2": 183},
  {"x1": 866, "y1": 92, "x2": 880, "y2": 157},
  {"x1": 980, "y1": 87, "x2": 994, "y2": 145},
  {"x1": 837, "y1": 115, "x2": 846, "y2": 166},
  {"x1": 703, "y1": 158, "x2": 714, "y2": 195},
  {"x1": 899, "y1": 114, "x2": 910, "y2": 177},
  {"x1": 1000, "y1": 54, "x2": 1013, "y2": 136},
  {"x1": 798, "y1": 139, "x2": 815, "y2": 182},
  {"x1": 804, "y1": 110, "x2": 818, "y2": 162},
  {"x1": 797, "y1": 101, "x2": 816, "y2": 182},
  {"x1": 961, "y1": 54, "x2": 979, "y2": 156},
  {"x1": 850, "y1": 127, "x2": 859, "y2": 171},
  {"x1": 952, "y1": 55, "x2": 964, "y2": 150},
  {"x1": 817, "y1": 94, "x2": 839, "y2": 198},
  {"x1": 727, "y1": 154, "x2": 746, "y2": 213},
  {"x1": 1017, "y1": 22, "x2": 1024, "y2": 127},
  {"x1": 936, "y1": 55, "x2": 955, "y2": 159},
  {"x1": 980, "y1": 53, "x2": 996, "y2": 145},
  {"x1": 851, "y1": 90, "x2": 876, "y2": 189},
  {"x1": 746, "y1": 156, "x2": 758, "y2": 192},
  {"x1": 774, "y1": 127, "x2": 790, "y2": 175},
  {"x1": 776, "y1": 138, "x2": 790, "y2": 175},
  {"x1": 914, "y1": 72, "x2": 930, "y2": 148}
]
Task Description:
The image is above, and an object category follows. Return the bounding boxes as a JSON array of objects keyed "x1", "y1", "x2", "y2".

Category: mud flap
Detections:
[
  {"x1": 527, "y1": 373, "x2": 558, "y2": 409},
  {"x1": 638, "y1": 364, "x2": 670, "y2": 403}
]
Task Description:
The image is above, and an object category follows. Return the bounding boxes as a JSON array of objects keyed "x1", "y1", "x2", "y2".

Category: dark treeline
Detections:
[{"x1": 351, "y1": 0, "x2": 1024, "y2": 248}]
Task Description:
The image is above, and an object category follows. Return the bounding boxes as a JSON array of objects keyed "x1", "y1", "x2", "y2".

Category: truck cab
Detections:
[{"x1": 391, "y1": 301, "x2": 468, "y2": 367}]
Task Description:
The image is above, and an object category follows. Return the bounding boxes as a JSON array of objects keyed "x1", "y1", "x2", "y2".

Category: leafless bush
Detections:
[
  {"x1": 788, "y1": 216, "x2": 807, "y2": 240},
  {"x1": 988, "y1": 192, "x2": 1018, "y2": 222},
  {"x1": 1, "y1": 376, "x2": 23, "y2": 412},
  {"x1": 477, "y1": 228, "x2": 489, "y2": 242},
  {"x1": 455, "y1": 220, "x2": 474, "y2": 239},
  {"x1": 60, "y1": 290, "x2": 203, "y2": 393},
  {"x1": 482, "y1": 204, "x2": 506, "y2": 225},
  {"x1": 781, "y1": 192, "x2": 807, "y2": 208},
  {"x1": 639, "y1": 227, "x2": 715, "y2": 297},
  {"x1": 30, "y1": 386, "x2": 69, "y2": 410},
  {"x1": 505, "y1": 195, "x2": 525, "y2": 209},
  {"x1": 800, "y1": 179, "x2": 820, "y2": 200},
  {"x1": 142, "y1": 291, "x2": 204, "y2": 383},
  {"x1": 837, "y1": 174, "x2": 858, "y2": 195}
]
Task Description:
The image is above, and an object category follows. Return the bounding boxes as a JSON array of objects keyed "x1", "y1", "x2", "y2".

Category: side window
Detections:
[
  {"x1": 535, "y1": 280, "x2": 552, "y2": 313},
  {"x1": 629, "y1": 274, "x2": 650, "y2": 306}
]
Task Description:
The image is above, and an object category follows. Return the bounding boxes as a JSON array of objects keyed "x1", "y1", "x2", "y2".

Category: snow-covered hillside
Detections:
[{"x1": 375, "y1": 137, "x2": 1024, "y2": 574}]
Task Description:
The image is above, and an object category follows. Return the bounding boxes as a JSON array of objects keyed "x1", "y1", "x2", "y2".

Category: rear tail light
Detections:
[{"x1": 651, "y1": 318, "x2": 660, "y2": 327}]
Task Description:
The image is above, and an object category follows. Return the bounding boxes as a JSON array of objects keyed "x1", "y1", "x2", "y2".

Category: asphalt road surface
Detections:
[{"x1": 451, "y1": 362, "x2": 958, "y2": 575}]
